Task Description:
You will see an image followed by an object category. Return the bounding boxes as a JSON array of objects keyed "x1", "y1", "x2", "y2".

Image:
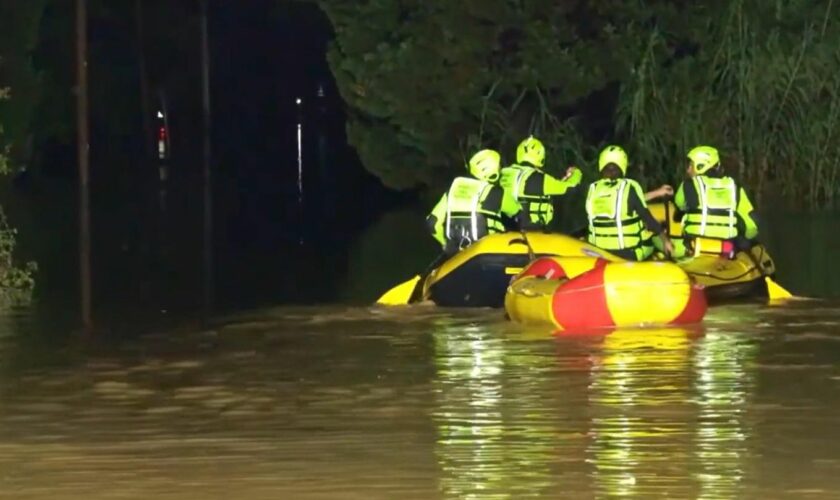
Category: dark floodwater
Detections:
[
  {"x1": 3, "y1": 303, "x2": 840, "y2": 498},
  {"x1": 1, "y1": 175, "x2": 840, "y2": 498}
]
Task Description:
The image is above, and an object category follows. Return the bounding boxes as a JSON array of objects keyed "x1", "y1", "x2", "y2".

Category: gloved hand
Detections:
[{"x1": 562, "y1": 166, "x2": 580, "y2": 181}]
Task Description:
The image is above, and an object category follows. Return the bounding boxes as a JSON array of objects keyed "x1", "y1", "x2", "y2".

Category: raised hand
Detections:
[{"x1": 658, "y1": 184, "x2": 674, "y2": 197}]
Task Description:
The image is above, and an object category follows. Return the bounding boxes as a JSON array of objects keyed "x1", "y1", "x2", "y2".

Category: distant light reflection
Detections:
[
  {"x1": 587, "y1": 328, "x2": 696, "y2": 497},
  {"x1": 432, "y1": 321, "x2": 555, "y2": 498},
  {"x1": 430, "y1": 316, "x2": 759, "y2": 498},
  {"x1": 694, "y1": 331, "x2": 755, "y2": 499},
  {"x1": 584, "y1": 323, "x2": 757, "y2": 498}
]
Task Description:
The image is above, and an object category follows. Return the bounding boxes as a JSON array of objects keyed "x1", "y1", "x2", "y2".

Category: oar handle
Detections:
[
  {"x1": 408, "y1": 251, "x2": 449, "y2": 304},
  {"x1": 520, "y1": 229, "x2": 536, "y2": 262},
  {"x1": 652, "y1": 196, "x2": 674, "y2": 260}
]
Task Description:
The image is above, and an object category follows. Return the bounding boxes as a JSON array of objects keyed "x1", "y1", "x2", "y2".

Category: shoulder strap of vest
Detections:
[
  {"x1": 513, "y1": 165, "x2": 534, "y2": 197},
  {"x1": 445, "y1": 177, "x2": 487, "y2": 241}
]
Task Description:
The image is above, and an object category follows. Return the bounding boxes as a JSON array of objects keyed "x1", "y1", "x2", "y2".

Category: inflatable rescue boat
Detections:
[
  {"x1": 504, "y1": 257, "x2": 708, "y2": 330},
  {"x1": 414, "y1": 232, "x2": 778, "y2": 307},
  {"x1": 377, "y1": 203, "x2": 787, "y2": 307},
  {"x1": 421, "y1": 232, "x2": 621, "y2": 307}
]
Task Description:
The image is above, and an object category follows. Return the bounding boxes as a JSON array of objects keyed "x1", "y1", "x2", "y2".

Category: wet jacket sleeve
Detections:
[
  {"x1": 426, "y1": 194, "x2": 447, "y2": 246},
  {"x1": 736, "y1": 187, "x2": 759, "y2": 239},
  {"x1": 674, "y1": 180, "x2": 698, "y2": 219},
  {"x1": 628, "y1": 185, "x2": 664, "y2": 234},
  {"x1": 527, "y1": 168, "x2": 582, "y2": 196}
]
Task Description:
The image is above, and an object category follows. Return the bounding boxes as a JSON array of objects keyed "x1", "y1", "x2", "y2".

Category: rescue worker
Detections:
[
  {"x1": 500, "y1": 136, "x2": 582, "y2": 230},
  {"x1": 673, "y1": 145, "x2": 758, "y2": 257},
  {"x1": 585, "y1": 145, "x2": 674, "y2": 260},
  {"x1": 426, "y1": 149, "x2": 520, "y2": 255}
]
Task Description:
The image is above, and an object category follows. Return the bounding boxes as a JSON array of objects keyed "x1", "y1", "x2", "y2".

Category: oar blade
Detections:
[
  {"x1": 376, "y1": 276, "x2": 421, "y2": 306},
  {"x1": 766, "y1": 277, "x2": 793, "y2": 300}
]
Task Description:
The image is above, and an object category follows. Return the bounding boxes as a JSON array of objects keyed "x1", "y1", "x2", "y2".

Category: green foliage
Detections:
[
  {"x1": 0, "y1": 90, "x2": 36, "y2": 307},
  {"x1": 321, "y1": 0, "x2": 840, "y2": 208},
  {"x1": 0, "y1": 206, "x2": 37, "y2": 306},
  {"x1": 0, "y1": 1, "x2": 42, "y2": 305},
  {"x1": 616, "y1": 0, "x2": 840, "y2": 209},
  {"x1": 319, "y1": 0, "x2": 666, "y2": 190}
]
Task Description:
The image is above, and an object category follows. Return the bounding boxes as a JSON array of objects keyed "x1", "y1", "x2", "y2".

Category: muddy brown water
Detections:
[{"x1": 1, "y1": 299, "x2": 839, "y2": 499}]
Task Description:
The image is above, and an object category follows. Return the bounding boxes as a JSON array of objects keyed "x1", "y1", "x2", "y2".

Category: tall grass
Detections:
[
  {"x1": 473, "y1": 81, "x2": 593, "y2": 177},
  {"x1": 466, "y1": 0, "x2": 840, "y2": 213},
  {"x1": 614, "y1": 0, "x2": 840, "y2": 210}
]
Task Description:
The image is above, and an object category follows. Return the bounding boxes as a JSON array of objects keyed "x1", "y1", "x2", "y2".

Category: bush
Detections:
[{"x1": 0, "y1": 86, "x2": 35, "y2": 306}]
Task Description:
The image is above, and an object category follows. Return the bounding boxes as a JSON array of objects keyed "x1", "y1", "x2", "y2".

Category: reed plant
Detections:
[{"x1": 613, "y1": 0, "x2": 840, "y2": 210}]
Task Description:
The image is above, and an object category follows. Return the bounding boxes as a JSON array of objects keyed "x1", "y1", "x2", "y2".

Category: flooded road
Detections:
[
  {"x1": 2, "y1": 300, "x2": 840, "y2": 499},
  {"x1": 1, "y1": 166, "x2": 839, "y2": 498}
]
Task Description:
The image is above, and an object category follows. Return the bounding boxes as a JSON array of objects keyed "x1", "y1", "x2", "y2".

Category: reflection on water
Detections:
[
  {"x1": 433, "y1": 322, "x2": 508, "y2": 498},
  {"x1": 2, "y1": 302, "x2": 840, "y2": 498},
  {"x1": 584, "y1": 326, "x2": 758, "y2": 498},
  {"x1": 694, "y1": 330, "x2": 754, "y2": 499},
  {"x1": 587, "y1": 328, "x2": 698, "y2": 497},
  {"x1": 433, "y1": 320, "x2": 564, "y2": 499}
]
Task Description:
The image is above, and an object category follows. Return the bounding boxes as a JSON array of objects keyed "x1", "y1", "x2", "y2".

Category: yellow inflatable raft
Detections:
[
  {"x1": 376, "y1": 203, "x2": 787, "y2": 307},
  {"x1": 504, "y1": 257, "x2": 707, "y2": 330},
  {"x1": 421, "y1": 232, "x2": 621, "y2": 307},
  {"x1": 647, "y1": 203, "x2": 778, "y2": 301}
]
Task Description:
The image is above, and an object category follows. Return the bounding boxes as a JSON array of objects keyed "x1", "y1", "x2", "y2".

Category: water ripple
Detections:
[{"x1": 1, "y1": 301, "x2": 840, "y2": 497}]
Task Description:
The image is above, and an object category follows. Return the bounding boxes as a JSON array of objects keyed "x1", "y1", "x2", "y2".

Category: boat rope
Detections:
[{"x1": 683, "y1": 246, "x2": 767, "y2": 282}]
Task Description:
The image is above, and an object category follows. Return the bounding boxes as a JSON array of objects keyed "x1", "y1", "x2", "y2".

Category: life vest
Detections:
[
  {"x1": 682, "y1": 176, "x2": 738, "y2": 239},
  {"x1": 445, "y1": 177, "x2": 505, "y2": 247},
  {"x1": 585, "y1": 179, "x2": 645, "y2": 250},
  {"x1": 500, "y1": 164, "x2": 553, "y2": 226}
]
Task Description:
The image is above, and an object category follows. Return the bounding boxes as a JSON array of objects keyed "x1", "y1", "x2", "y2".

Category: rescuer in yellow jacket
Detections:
[
  {"x1": 673, "y1": 145, "x2": 759, "y2": 258},
  {"x1": 499, "y1": 136, "x2": 582, "y2": 230},
  {"x1": 426, "y1": 149, "x2": 521, "y2": 255},
  {"x1": 586, "y1": 145, "x2": 674, "y2": 260}
]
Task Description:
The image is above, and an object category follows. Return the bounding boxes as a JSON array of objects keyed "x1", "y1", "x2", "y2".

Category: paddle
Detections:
[
  {"x1": 376, "y1": 251, "x2": 449, "y2": 306},
  {"x1": 519, "y1": 228, "x2": 536, "y2": 262},
  {"x1": 740, "y1": 244, "x2": 793, "y2": 300},
  {"x1": 765, "y1": 276, "x2": 793, "y2": 300},
  {"x1": 662, "y1": 196, "x2": 673, "y2": 259}
]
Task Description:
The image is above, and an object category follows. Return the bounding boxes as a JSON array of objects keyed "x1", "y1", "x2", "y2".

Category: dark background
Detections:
[{"x1": 2, "y1": 0, "x2": 422, "y2": 324}]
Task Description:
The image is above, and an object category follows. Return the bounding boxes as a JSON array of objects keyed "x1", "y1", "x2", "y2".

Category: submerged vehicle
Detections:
[{"x1": 377, "y1": 203, "x2": 790, "y2": 308}]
